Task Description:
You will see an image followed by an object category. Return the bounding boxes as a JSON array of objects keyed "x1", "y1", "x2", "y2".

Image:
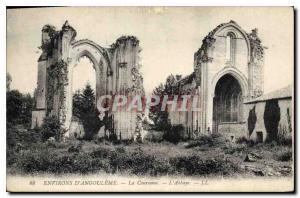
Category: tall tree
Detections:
[
  {"x1": 149, "y1": 74, "x2": 181, "y2": 130},
  {"x1": 7, "y1": 90, "x2": 34, "y2": 127},
  {"x1": 72, "y1": 89, "x2": 82, "y2": 119},
  {"x1": 72, "y1": 84, "x2": 101, "y2": 140}
]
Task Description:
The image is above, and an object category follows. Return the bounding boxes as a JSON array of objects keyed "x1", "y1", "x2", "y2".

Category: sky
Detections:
[{"x1": 7, "y1": 7, "x2": 294, "y2": 95}]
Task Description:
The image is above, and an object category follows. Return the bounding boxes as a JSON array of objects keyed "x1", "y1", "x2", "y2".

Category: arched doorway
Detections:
[
  {"x1": 70, "y1": 56, "x2": 98, "y2": 139},
  {"x1": 213, "y1": 74, "x2": 243, "y2": 133},
  {"x1": 64, "y1": 41, "x2": 111, "y2": 138}
]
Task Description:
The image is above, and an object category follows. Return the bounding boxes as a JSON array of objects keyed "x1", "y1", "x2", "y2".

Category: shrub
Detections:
[
  {"x1": 163, "y1": 124, "x2": 184, "y2": 144},
  {"x1": 12, "y1": 141, "x2": 239, "y2": 176},
  {"x1": 7, "y1": 124, "x2": 42, "y2": 149},
  {"x1": 276, "y1": 150, "x2": 293, "y2": 162},
  {"x1": 225, "y1": 144, "x2": 247, "y2": 155},
  {"x1": 40, "y1": 116, "x2": 61, "y2": 141},
  {"x1": 235, "y1": 136, "x2": 248, "y2": 144},
  {"x1": 185, "y1": 133, "x2": 228, "y2": 149},
  {"x1": 186, "y1": 135, "x2": 213, "y2": 148},
  {"x1": 169, "y1": 155, "x2": 238, "y2": 176},
  {"x1": 236, "y1": 136, "x2": 256, "y2": 147},
  {"x1": 7, "y1": 125, "x2": 42, "y2": 167},
  {"x1": 16, "y1": 148, "x2": 106, "y2": 174},
  {"x1": 278, "y1": 136, "x2": 292, "y2": 146},
  {"x1": 90, "y1": 147, "x2": 111, "y2": 158},
  {"x1": 149, "y1": 158, "x2": 173, "y2": 176}
]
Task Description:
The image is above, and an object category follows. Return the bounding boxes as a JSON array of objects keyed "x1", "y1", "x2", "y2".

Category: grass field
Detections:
[{"x1": 7, "y1": 125, "x2": 293, "y2": 178}]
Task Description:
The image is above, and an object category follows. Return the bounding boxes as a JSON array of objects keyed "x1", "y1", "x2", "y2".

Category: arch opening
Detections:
[
  {"x1": 213, "y1": 74, "x2": 243, "y2": 133},
  {"x1": 72, "y1": 56, "x2": 96, "y2": 93},
  {"x1": 69, "y1": 55, "x2": 101, "y2": 140}
]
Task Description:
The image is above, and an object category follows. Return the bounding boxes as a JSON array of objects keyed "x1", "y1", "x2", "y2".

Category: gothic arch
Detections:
[
  {"x1": 70, "y1": 39, "x2": 111, "y2": 71},
  {"x1": 211, "y1": 67, "x2": 249, "y2": 99},
  {"x1": 64, "y1": 40, "x2": 112, "y2": 131},
  {"x1": 212, "y1": 23, "x2": 251, "y2": 62}
]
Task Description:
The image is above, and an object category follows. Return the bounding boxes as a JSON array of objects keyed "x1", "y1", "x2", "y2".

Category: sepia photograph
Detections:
[{"x1": 6, "y1": 6, "x2": 294, "y2": 192}]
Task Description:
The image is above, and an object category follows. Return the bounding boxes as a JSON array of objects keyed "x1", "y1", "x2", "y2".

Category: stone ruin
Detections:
[{"x1": 31, "y1": 21, "x2": 145, "y2": 141}]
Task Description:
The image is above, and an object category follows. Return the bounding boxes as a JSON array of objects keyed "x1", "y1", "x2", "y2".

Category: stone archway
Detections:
[
  {"x1": 64, "y1": 40, "x2": 111, "y2": 134},
  {"x1": 32, "y1": 21, "x2": 144, "y2": 140},
  {"x1": 213, "y1": 74, "x2": 243, "y2": 133}
]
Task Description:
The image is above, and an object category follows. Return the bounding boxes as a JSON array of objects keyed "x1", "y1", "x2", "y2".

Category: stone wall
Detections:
[
  {"x1": 244, "y1": 98, "x2": 292, "y2": 142},
  {"x1": 217, "y1": 122, "x2": 247, "y2": 141},
  {"x1": 31, "y1": 110, "x2": 46, "y2": 128},
  {"x1": 169, "y1": 21, "x2": 264, "y2": 138}
]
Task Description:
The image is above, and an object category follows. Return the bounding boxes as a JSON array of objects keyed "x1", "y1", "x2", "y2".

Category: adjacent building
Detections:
[{"x1": 168, "y1": 21, "x2": 293, "y2": 142}]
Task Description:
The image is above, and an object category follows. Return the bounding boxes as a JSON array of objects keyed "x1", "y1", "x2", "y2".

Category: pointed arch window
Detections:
[{"x1": 225, "y1": 32, "x2": 236, "y2": 64}]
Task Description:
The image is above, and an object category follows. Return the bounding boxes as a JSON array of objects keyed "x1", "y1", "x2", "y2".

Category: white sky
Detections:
[{"x1": 7, "y1": 7, "x2": 294, "y2": 95}]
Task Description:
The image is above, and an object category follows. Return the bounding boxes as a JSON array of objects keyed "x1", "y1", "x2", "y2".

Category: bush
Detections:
[
  {"x1": 236, "y1": 136, "x2": 256, "y2": 147},
  {"x1": 185, "y1": 133, "x2": 226, "y2": 149},
  {"x1": 7, "y1": 124, "x2": 42, "y2": 149},
  {"x1": 16, "y1": 148, "x2": 106, "y2": 174},
  {"x1": 108, "y1": 147, "x2": 172, "y2": 176},
  {"x1": 7, "y1": 124, "x2": 42, "y2": 167},
  {"x1": 186, "y1": 135, "x2": 213, "y2": 148},
  {"x1": 12, "y1": 141, "x2": 239, "y2": 176},
  {"x1": 278, "y1": 136, "x2": 292, "y2": 146},
  {"x1": 225, "y1": 144, "x2": 247, "y2": 155},
  {"x1": 276, "y1": 150, "x2": 293, "y2": 162},
  {"x1": 90, "y1": 147, "x2": 111, "y2": 158},
  {"x1": 40, "y1": 116, "x2": 61, "y2": 141},
  {"x1": 163, "y1": 124, "x2": 184, "y2": 144},
  {"x1": 235, "y1": 136, "x2": 248, "y2": 144},
  {"x1": 169, "y1": 155, "x2": 239, "y2": 176}
]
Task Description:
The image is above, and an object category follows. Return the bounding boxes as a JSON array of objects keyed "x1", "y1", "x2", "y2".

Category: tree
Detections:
[
  {"x1": 264, "y1": 100, "x2": 281, "y2": 142},
  {"x1": 72, "y1": 89, "x2": 82, "y2": 118},
  {"x1": 72, "y1": 84, "x2": 101, "y2": 140},
  {"x1": 247, "y1": 106, "x2": 257, "y2": 137},
  {"x1": 7, "y1": 89, "x2": 34, "y2": 126},
  {"x1": 149, "y1": 74, "x2": 181, "y2": 131}
]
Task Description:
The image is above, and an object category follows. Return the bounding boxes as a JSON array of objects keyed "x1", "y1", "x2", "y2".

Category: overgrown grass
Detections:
[
  {"x1": 185, "y1": 133, "x2": 226, "y2": 148},
  {"x1": 8, "y1": 140, "x2": 240, "y2": 177},
  {"x1": 275, "y1": 148, "x2": 293, "y2": 162},
  {"x1": 7, "y1": 126, "x2": 293, "y2": 177}
]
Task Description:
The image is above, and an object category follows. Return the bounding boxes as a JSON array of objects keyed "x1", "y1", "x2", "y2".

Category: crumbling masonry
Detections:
[{"x1": 31, "y1": 21, "x2": 144, "y2": 140}]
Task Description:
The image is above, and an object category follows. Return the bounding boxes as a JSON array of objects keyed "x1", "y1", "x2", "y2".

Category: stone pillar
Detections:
[
  {"x1": 59, "y1": 21, "x2": 77, "y2": 133},
  {"x1": 248, "y1": 28, "x2": 264, "y2": 98},
  {"x1": 31, "y1": 24, "x2": 56, "y2": 128},
  {"x1": 205, "y1": 88, "x2": 214, "y2": 134},
  {"x1": 111, "y1": 36, "x2": 144, "y2": 139}
]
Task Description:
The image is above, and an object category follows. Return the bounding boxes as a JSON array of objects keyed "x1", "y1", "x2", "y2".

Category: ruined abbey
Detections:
[
  {"x1": 167, "y1": 20, "x2": 292, "y2": 142},
  {"x1": 32, "y1": 20, "x2": 292, "y2": 142},
  {"x1": 31, "y1": 21, "x2": 144, "y2": 140}
]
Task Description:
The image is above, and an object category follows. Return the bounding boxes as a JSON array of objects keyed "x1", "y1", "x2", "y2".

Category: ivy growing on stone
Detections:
[{"x1": 46, "y1": 60, "x2": 68, "y2": 125}]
